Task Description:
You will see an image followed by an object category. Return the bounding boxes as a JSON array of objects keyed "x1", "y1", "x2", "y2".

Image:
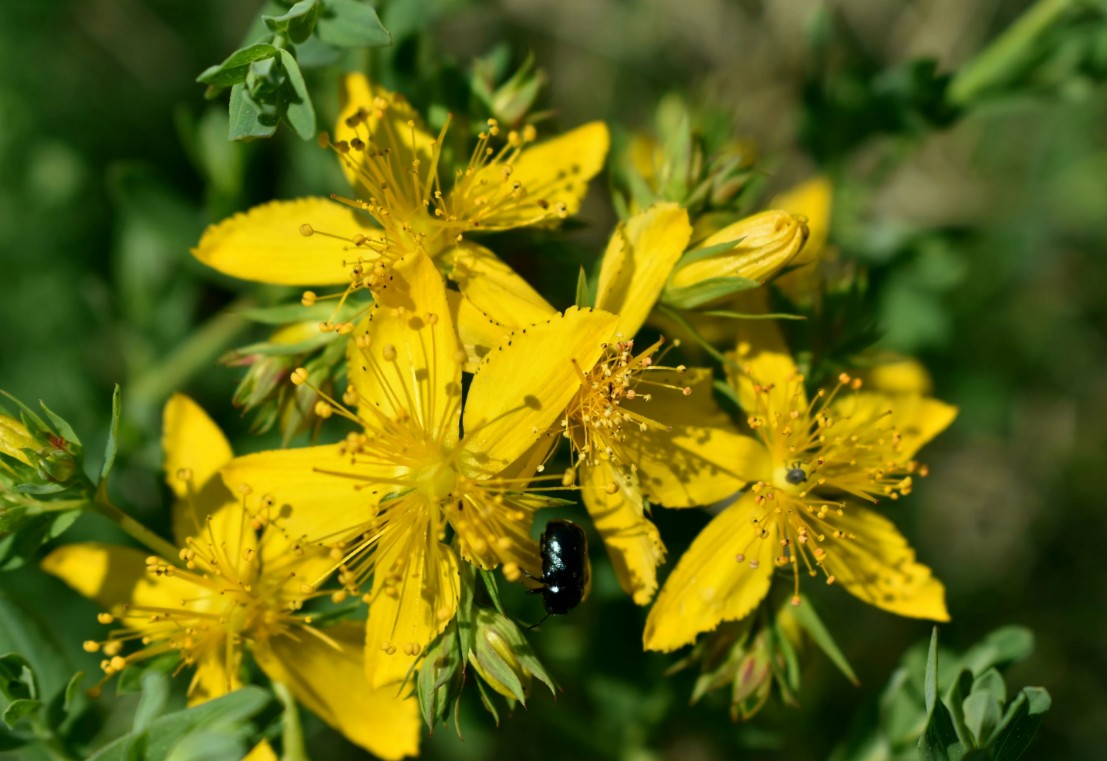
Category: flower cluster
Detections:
[{"x1": 40, "y1": 73, "x2": 956, "y2": 754}]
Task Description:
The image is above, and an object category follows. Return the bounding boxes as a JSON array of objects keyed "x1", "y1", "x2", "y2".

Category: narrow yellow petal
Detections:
[
  {"x1": 461, "y1": 307, "x2": 618, "y2": 475},
  {"x1": 255, "y1": 622, "x2": 420, "y2": 759},
  {"x1": 193, "y1": 198, "x2": 368, "y2": 285},
  {"x1": 335, "y1": 74, "x2": 436, "y2": 207},
  {"x1": 460, "y1": 122, "x2": 609, "y2": 230},
  {"x1": 643, "y1": 494, "x2": 775, "y2": 652},
  {"x1": 580, "y1": 461, "x2": 665, "y2": 605},
  {"x1": 187, "y1": 645, "x2": 242, "y2": 706},
  {"x1": 41, "y1": 543, "x2": 193, "y2": 614},
  {"x1": 449, "y1": 289, "x2": 505, "y2": 371},
  {"x1": 824, "y1": 506, "x2": 949, "y2": 622},
  {"x1": 219, "y1": 445, "x2": 387, "y2": 545},
  {"x1": 364, "y1": 535, "x2": 459, "y2": 690},
  {"x1": 163, "y1": 394, "x2": 237, "y2": 546},
  {"x1": 348, "y1": 251, "x2": 463, "y2": 448},
  {"x1": 163, "y1": 394, "x2": 232, "y2": 498},
  {"x1": 0, "y1": 415, "x2": 35, "y2": 466},
  {"x1": 728, "y1": 299, "x2": 804, "y2": 414},
  {"x1": 619, "y1": 368, "x2": 769, "y2": 505},
  {"x1": 829, "y1": 392, "x2": 958, "y2": 463},
  {"x1": 594, "y1": 203, "x2": 691, "y2": 337},
  {"x1": 242, "y1": 743, "x2": 279, "y2": 761},
  {"x1": 446, "y1": 242, "x2": 555, "y2": 331}
]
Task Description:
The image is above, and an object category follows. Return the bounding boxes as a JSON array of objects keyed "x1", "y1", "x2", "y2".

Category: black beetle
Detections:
[{"x1": 527, "y1": 519, "x2": 590, "y2": 622}]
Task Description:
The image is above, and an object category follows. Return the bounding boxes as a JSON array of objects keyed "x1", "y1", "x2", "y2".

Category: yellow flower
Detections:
[
  {"x1": 191, "y1": 74, "x2": 608, "y2": 334},
  {"x1": 559, "y1": 203, "x2": 764, "y2": 604},
  {"x1": 220, "y1": 250, "x2": 618, "y2": 688},
  {"x1": 770, "y1": 176, "x2": 834, "y2": 303},
  {"x1": 41, "y1": 394, "x2": 419, "y2": 760},
  {"x1": 643, "y1": 319, "x2": 957, "y2": 652}
]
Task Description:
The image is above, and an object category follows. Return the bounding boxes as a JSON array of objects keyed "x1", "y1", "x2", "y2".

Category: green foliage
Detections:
[
  {"x1": 86, "y1": 681, "x2": 276, "y2": 761},
  {"x1": 831, "y1": 627, "x2": 1050, "y2": 761},
  {"x1": 199, "y1": 0, "x2": 391, "y2": 141}
]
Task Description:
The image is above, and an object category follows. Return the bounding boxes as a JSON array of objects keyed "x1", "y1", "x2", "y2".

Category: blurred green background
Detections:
[{"x1": 2, "y1": 0, "x2": 1106, "y2": 758}]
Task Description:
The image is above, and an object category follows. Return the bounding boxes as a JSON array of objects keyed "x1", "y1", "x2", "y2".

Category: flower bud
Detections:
[
  {"x1": 467, "y1": 608, "x2": 554, "y2": 705},
  {"x1": 666, "y1": 210, "x2": 809, "y2": 302},
  {"x1": 0, "y1": 415, "x2": 36, "y2": 468}
]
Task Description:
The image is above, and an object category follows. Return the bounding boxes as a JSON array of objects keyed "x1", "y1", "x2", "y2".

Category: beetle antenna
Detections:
[{"x1": 525, "y1": 613, "x2": 551, "y2": 631}]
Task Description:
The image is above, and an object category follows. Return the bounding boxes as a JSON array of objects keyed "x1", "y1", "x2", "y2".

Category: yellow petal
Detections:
[
  {"x1": 255, "y1": 622, "x2": 420, "y2": 759},
  {"x1": 365, "y1": 531, "x2": 460, "y2": 690},
  {"x1": 219, "y1": 445, "x2": 386, "y2": 545},
  {"x1": 193, "y1": 198, "x2": 369, "y2": 286},
  {"x1": 823, "y1": 505, "x2": 949, "y2": 621},
  {"x1": 0, "y1": 415, "x2": 35, "y2": 466},
  {"x1": 771, "y1": 176, "x2": 832, "y2": 266},
  {"x1": 348, "y1": 251, "x2": 463, "y2": 448},
  {"x1": 620, "y1": 368, "x2": 769, "y2": 505},
  {"x1": 580, "y1": 461, "x2": 665, "y2": 605},
  {"x1": 829, "y1": 392, "x2": 958, "y2": 463},
  {"x1": 728, "y1": 301, "x2": 804, "y2": 414},
  {"x1": 163, "y1": 394, "x2": 237, "y2": 546},
  {"x1": 446, "y1": 242, "x2": 555, "y2": 330},
  {"x1": 187, "y1": 643, "x2": 242, "y2": 706},
  {"x1": 643, "y1": 494, "x2": 775, "y2": 651},
  {"x1": 41, "y1": 543, "x2": 193, "y2": 615},
  {"x1": 449, "y1": 289, "x2": 505, "y2": 371},
  {"x1": 461, "y1": 307, "x2": 618, "y2": 475},
  {"x1": 455, "y1": 122, "x2": 609, "y2": 230},
  {"x1": 335, "y1": 74, "x2": 436, "y2": 209},
  {"x1": 856, "y1": 354, "x2": 934, "y2": 396},
  {"x1": 594, "y1": 203, "x2": 691, "y2": 337},
  {"x1": 163, "y1": 394, "x2": 232, "y2": 497},
  {"x1": 667, "y1": 210, "x2": 808, "y2": 293},
  {"x1": 242, "y1": 743, "x2": 279, "y2": 761}
]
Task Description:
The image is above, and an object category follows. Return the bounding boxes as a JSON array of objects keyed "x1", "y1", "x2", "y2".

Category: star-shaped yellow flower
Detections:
[
  {"x1": 191, "y1": 74, "x2": 608, "y2": 334},
  {"x1": 220, "y1": 250, "x2": 618, "y2": 688},
  {"x1": 42, "y1": 395, "x2": 419, "y2": 760},
  {"x1": 644, "y1": 318, "x2": 956, "y2": 652}
]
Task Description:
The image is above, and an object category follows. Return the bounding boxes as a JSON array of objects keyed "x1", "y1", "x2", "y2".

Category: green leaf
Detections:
[
  {"x1": 87, "y1": 686, "x2": 273, "y2": 761},
  {"x1": 700, "y1": 309, "x2": 805, "y2": 320},
  {"x1": 1, "y1": 698, "x2": 40, "y2": 730},
  {"x1": 0, "y1": 511, "x2": 81, "y2": 572},
  {"x1": 790, "y1": 597, "x2": 858, "y2": 685},
  {"x1": 960, "y1": 626, "x2": 1035, "y2": 675},
  {"x1": 919, "y1": 628, "x2": 963, "y2": 761},
  {"x1": 264, "y1": 0, "x2": 319, "y2": 44},
  {"x1": 278, "y1": 50, "x2": 316, "y2": 140},
  {"x1": 36, "y1": 400, "x2": 81, "y2": 450},
  {"x1": 991, "y1": 687, "x2": 1051, "y2": 761},
  {"x1": 228, "y1": 83, "x2": 277, "y2": 141},
  {"x1": 99, "y1": 385, "x2": 121, "y2": 485},
  {"x1": 962, "y1": 690, "x2": 1002, "y2": 746},
  {"x1": 197, "y1": 44, "x2": 279, "y2": 87},
  {"x1": 237, "y1": 299, "x2": 364, "y2": 325},
  {"x1": 165, "y1": 730, "x2": 249, "y2": 761},
  {"x1": 662, "y1": 276, "x2": 761, "y2": 309},
  {"x1": 0, "y1": 653, "x2": 38, "y2": 702},
  {"x1": 316, "y1": 0, "x2": 391, "y2": 48},
  {"x1": 133, "y1": 670, "x2": 170, "y2": 734}
]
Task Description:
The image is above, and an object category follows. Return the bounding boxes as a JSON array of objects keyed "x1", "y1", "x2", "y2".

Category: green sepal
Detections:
[
  {"x1": 790, "y1": 596, "x2": 858, "y2": 685},
  {"x1": 575, "y1": 265, "x2": 592, "y2": 308},
  {"x1": 662, "y1": 275, "x2": 761, "y2": 309},
  {"x1": 98, "y1": 385, "x2": 121, "y2": 488},
  {"x1": 197, "y1": 43, "x2": 279, "y2": 88}
]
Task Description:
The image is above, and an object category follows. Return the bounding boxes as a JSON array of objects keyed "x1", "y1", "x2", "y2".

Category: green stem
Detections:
[
  {"x1": 948, "y1": 0, "x2": 1074, "y2": 106},
  {"x1": 272, "y1": 681, "x2": 310, "y2": 761},
  {"x1": 90, "y1": 494, "x2": 180, "y2": 561},
  {"x1": 128, "y1": 297, "x2": 254, "y2": 412}
]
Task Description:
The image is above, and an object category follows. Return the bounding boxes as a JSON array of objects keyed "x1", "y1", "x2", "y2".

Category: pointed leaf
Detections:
[
  {"x1": 228, "y1": 83, "x2": 277, "y2": 141},
  {"x1": 264, "y1": 0, "x2": 318, "y2": 44},
  {"x1": 99, "y1": 385, "x2": 121, "y2": 484},
  {"x1": 316, "y1": 0, "x2": 391, "y2": 48},
  {"x1": 197, "y1": 44, "x2": 278, "y2": 87},
  {"x1": 791, "y1": 597, "x2": 858, "y2": 684},
  {"x1": 991, "y1": 687, "x2": 1051, "y2": 761}
]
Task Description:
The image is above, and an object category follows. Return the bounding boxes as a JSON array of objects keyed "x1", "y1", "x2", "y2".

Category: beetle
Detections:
[{"x1": 526, "y1": 519, "x2": 590, "y2": 625}]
